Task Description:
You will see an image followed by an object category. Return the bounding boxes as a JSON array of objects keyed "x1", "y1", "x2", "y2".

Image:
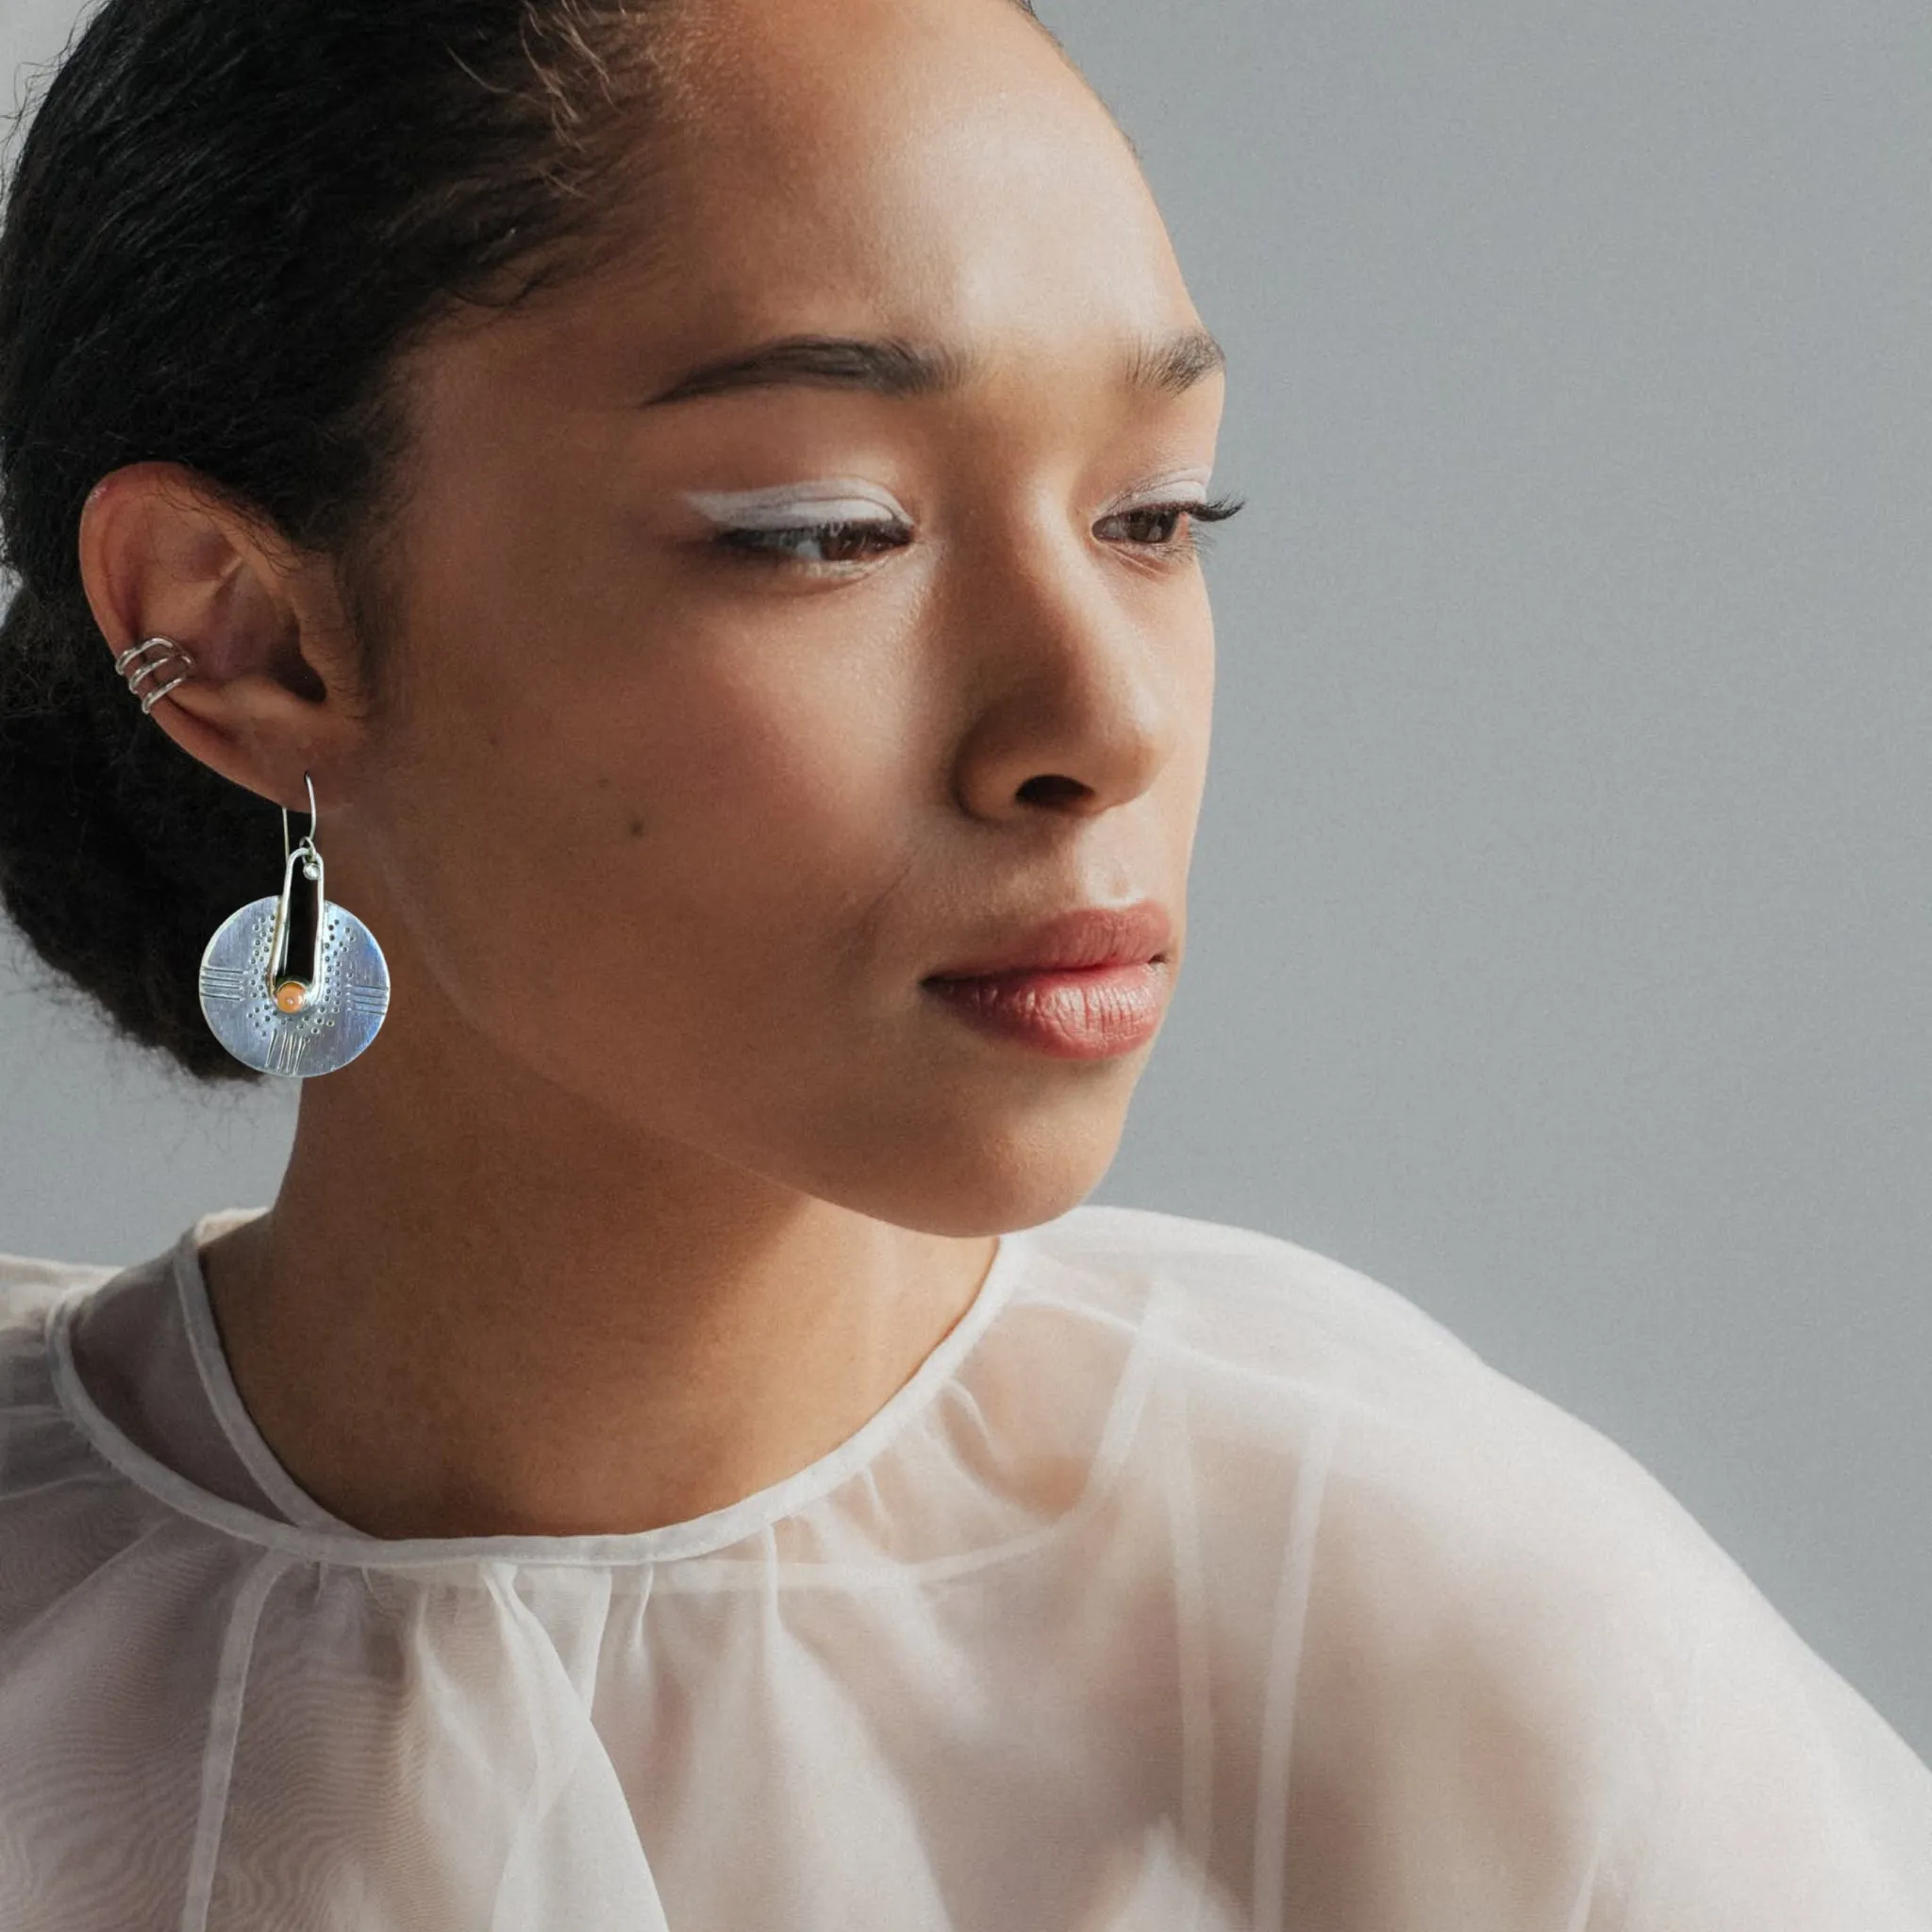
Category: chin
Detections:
[{"x1": 797, "y1": 1108, "x2": 1132, "y2": 1239}]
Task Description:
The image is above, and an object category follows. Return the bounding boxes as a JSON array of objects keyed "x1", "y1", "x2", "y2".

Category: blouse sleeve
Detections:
[
  {"x1": 1271, "y1": 1321, "x2": 1932, "y2": 1932},
  {"x1": 1617, "y1": 1522, "x2": 1932, "y2": 1931}
]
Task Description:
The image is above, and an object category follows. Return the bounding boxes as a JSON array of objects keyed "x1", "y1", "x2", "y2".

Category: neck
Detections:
[{"x1": 196, "y1": 1028, "x2": 1001, "y2": 1541}]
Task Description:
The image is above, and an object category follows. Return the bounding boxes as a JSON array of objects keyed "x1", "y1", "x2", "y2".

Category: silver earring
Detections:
[
  {"x1": 197, "y1": 773, "x2": 391, "y2": 1078},
  {"x1": 115, "y1": 636, "x2": 198, "y2": 714}
]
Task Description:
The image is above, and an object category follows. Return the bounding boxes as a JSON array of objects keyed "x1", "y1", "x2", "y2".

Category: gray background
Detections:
[{"x1": 3, "y1": 0, "x2": 1927, "y2": 1758}]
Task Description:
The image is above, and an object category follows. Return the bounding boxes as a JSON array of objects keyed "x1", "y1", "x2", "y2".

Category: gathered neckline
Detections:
[{"x1": 44, "y1": 1210, "x2": 1036, "y2": 1573}]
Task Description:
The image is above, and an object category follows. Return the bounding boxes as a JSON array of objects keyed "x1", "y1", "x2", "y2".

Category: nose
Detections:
[{"x1": 944, "y1": 519, "x2": 1199, "y2": 824}]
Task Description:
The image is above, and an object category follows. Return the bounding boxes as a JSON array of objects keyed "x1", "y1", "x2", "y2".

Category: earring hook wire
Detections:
[{"x1": 280, "y1": 772, "x2": 320, "y2": 869}]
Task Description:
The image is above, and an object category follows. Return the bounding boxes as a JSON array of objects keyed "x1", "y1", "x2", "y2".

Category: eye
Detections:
[
  {"x1": 710, "y1": 518, "x2": 913, "y2": 569},
  {"x1": 1098, "y1": 493, "x2": 1247, "y2": 562},
  {"x1": 705, "y1": 491, "x2": 1247, "y2": 574}
]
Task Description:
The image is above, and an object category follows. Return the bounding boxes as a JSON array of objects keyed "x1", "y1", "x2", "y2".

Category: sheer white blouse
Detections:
[{"x1": 1, "y1": 1201, "x2": 1927, "y2": 1930}]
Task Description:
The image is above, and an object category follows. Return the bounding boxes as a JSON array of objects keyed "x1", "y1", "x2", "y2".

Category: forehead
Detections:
[{"x1": 516, "y1": 0, "x2": 1201, "y2": 400}]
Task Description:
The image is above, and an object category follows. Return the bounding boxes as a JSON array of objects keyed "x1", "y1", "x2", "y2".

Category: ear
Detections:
[{"x1": 77, "y1": 460, "x2": 375, "y2": 819}]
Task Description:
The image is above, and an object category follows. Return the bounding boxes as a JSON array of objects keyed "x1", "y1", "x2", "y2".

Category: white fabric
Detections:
[{"x1": 1, "y1": 1200, "x2": 1927, "y2": 1931}]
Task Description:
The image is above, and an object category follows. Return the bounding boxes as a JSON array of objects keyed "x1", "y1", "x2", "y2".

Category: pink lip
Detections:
[
  {"x1": 922, "y1": 960, "x2": 1171, "y2": 1059},
  {"x1": 922, "y1": 899, "x2": 1176, "y2": 1059},
  {"x1": 924, "y1": 901, "x2": 1174, "y2": 980}
]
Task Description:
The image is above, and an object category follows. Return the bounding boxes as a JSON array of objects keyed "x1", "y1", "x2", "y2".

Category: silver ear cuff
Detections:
[{"x1": 114, "y1": 636, "x2": 198, "y2": 714}]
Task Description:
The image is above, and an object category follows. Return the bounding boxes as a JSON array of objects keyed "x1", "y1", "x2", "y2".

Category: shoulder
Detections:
[
  {"x1": 1033, "y1": 1200, "x2": 1735, "y2": 1631},
  {"x1": 1022, "y1": 1208, "x2": 1744, "y2": 1744},
  {"x1": 0, "y1": 1245, "x2": 147, "y2": 1618},
  {"x1": 1033, "y1": 1204, "x2": 1932, "y2": 1921},
  {"x1": 1024, "y1": 1199, "x2": 1721, "y2": 1706},
  {"x1": 1034, "y1": 1197, "x2": 1677, "y2": 1489},
  {"x1": 0, "y1": 1246, "x2": 123, "y2": 1355},
  {"x1": 0, "y1": 1249, "x2": 125, "y2": 1470},
  {"x1": 1022, "y1": 1199, "x2": 1489, "y2": 1393}
]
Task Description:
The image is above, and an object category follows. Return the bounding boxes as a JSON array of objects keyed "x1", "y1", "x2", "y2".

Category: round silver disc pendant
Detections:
[{"x1": 198, "y1": 895, "x2": 391, "y2": 1078}]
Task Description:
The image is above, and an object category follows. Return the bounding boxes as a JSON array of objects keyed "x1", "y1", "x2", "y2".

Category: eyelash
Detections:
[{"x1": 709, "y1": 493, "x2": 1248, "y2": 572}]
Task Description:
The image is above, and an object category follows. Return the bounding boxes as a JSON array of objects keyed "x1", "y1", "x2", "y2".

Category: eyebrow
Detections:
[{"x1": 642, "y1": 325, "x2": 1226, "y2": 407}]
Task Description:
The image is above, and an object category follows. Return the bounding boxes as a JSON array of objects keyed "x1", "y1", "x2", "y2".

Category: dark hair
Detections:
[{"x1": 0, "y1": 0, "x2": 1048, "y2": 1083}]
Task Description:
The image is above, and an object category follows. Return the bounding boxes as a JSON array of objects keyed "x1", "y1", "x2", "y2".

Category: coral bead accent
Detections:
[{"x1": 274, "y1": 981, "x2": 308, "y2": 1015}]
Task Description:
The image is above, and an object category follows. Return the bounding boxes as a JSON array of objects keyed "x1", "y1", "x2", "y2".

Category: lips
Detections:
[
  {"x1": 924, "y1": 901, "x2": 1174, "y2": 982},
  {"x1": 922, "y1": 959, "x2": 1170, "y2": 1059}
]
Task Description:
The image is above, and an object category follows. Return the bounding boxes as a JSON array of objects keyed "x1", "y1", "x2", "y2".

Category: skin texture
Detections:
[{"x1": 73, "y1": 0, "x2": 1227, "y2": 1540}]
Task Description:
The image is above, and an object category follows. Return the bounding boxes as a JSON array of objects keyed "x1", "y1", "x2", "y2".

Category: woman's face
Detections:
[{"x1": 341, "y1": 0, "x2": 1228, "y2": 1232}]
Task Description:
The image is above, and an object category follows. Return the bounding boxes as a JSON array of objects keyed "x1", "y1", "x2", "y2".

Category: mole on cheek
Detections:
[{"x1": 628, "y1": 817, "x2": 645, "y2": 838}]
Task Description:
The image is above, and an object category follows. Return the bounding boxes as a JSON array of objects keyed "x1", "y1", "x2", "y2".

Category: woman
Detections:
[{"x1": 0, "y1": 0, "x2": 1926, "y2": 1925}]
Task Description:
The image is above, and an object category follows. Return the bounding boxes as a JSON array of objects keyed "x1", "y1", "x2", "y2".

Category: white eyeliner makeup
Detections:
[
  {"x1": 1112, "y1": 466, "x2": 1214, "y2": 510},
  {"x1": 682, "y1": 483, "x2": 906, "y2": 528}
]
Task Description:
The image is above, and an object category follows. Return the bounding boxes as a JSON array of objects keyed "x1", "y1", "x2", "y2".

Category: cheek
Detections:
[
  {"x1": 383, "y1": 631, "x2": 931, "y2": 1065},
  {"x1": 607, "y1": 641, "x2": 924, "y2": 908}
]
